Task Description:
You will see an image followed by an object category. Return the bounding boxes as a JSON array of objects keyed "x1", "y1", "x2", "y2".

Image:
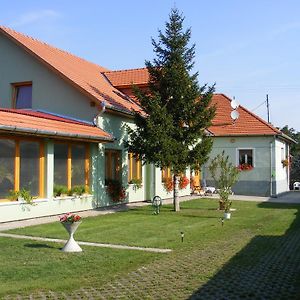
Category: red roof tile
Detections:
[
  {"x1": 104, "y1": 68, "x2": 149, "y2": 87},
  {"x1": 0, "y1": 109, "x2": 113, "y2": 142},
  {"x1": 208, "y1": 94, "x2": 281, "y2": 136},
  {"x1": 0, "y1": 27, "x2": 286, "y2": 138},
  {"x1": 0, "y1": 26, "x2": 143, "y2": 115}
]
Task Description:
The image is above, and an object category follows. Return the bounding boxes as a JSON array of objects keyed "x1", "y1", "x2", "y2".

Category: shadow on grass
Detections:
[
  {"x1": 24, "y1": 243, "x2": 56, "y2": 249},
  {"x1": 188, "y1": 202, "x2": 300, "y2": 299}
]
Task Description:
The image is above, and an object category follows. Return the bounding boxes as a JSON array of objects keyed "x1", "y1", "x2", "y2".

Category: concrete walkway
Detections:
[
  {"x1": 0, "y1": 232, "x2": 172, "y2": 253},
  {"x1": 1, "y1": 192, "x2": 299, "y2": 231}
]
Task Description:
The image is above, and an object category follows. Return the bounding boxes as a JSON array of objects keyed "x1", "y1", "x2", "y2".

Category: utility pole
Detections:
[{"x1": 266, "y1": 94, "x2": 270, "y2": 123}]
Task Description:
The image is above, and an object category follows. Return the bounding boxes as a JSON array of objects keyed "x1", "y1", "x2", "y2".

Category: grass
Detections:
[{"x1": 1, "y1": 198, "x2": 300, "y2": 297}]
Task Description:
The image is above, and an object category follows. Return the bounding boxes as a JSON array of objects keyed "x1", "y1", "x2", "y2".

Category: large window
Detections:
[
  {"x1": 54, "y1": 143, "x2": 89, "y2": 190},
  {"x1": 105, "y1": 149, "x2": 121, "y2": 183},
  {"x1": 20, "y1": 141, "x2": 40, "y2": 196},
  {"x1": 72, "y1": 145, "x2": 87, "y2": 186},
  {"x1": 0, "y1": 140, "x2": 15, "y2": 198},
  {"x1": 238, "y1": 149, "x2": 254, "y2": 167},
  {"x1": 12, "y1": 82, "x2": 32, "y2": 109},
  {"x1": 54, "y1": 144, "x2": 68, "y2": 186},
  {"x1": 0, "y1": 138, "x2": 44, "y2": 200},
  {"x1": 128, "y1": 152, "x2": 142, "y2": 182}
]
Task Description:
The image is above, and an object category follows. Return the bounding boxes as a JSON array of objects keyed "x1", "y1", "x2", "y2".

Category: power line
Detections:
[{"x1": 251, "y1": 100, "x2": 266, "y2": 112}]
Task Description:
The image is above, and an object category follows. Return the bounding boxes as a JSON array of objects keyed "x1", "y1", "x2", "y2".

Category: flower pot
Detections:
[
  {"x1": 61, "y1": 221, "x2": 82, "y2": 252},
  {"x1": 224, "y1": 212, "x2": 231, "y2": 220}
]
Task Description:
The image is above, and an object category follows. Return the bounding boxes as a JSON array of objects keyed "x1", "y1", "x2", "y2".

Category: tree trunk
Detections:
[{"x1": 173, "y1": 175, "x2": 180, "y2": 212}]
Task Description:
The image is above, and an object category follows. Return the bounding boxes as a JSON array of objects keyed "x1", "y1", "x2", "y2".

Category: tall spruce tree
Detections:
[{"x1": 127, "y1": 8, "x2": 215, "y2": 211}]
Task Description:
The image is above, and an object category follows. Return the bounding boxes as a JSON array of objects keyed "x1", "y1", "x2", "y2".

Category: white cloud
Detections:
[{"x1": 9, "y1": 9, "x2": 61, "y2": 27}]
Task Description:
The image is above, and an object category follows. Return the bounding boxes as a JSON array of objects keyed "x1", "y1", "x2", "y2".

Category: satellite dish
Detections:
[
  {"x1": 231, "y1": 99, "x2": 239, "y2": 109},
  {"x1": 231, "y1": 110, "x2": 240, "y2": 120}
]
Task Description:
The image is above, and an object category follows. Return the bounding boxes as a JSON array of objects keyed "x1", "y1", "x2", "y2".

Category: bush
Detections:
[{"x1": 106, "y1": 179, "x2": 126, "y2": 202}]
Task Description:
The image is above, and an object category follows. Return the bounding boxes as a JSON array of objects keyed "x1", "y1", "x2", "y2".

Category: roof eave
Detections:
[
  {"x1": 276, "y1": 132, "x2": 297, "y2": 144},
  {"x1": 0, "y1": 125, "x2": 114, "y2": 143}
]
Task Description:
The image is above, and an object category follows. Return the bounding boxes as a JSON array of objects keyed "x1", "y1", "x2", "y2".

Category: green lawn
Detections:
[{"x1": 1, "y1": 198, "x2": 300, "y2": 297}]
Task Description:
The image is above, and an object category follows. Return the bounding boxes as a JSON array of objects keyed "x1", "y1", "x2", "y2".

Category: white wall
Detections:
[{"x1": 274, "y1": 139, "x2": 289, "y2": 194}]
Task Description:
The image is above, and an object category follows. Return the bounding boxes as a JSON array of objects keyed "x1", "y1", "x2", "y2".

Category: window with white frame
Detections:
[{"x1": 238, "y1": 149, "x2": 254, "y2": 167}]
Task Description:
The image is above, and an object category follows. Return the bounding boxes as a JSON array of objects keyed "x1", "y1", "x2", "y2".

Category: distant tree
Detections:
[
  {"x1": 281, "y1": 125, "x2": 300, "y2": 186},
  {"x1": 127, "y1": 8, "x2": 215, "y2": 211},
  {"x1": 281, "y1": 125, "x2": 300, "y2": 155}
]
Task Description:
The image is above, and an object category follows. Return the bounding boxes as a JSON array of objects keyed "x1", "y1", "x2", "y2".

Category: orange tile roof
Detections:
[
  {"x1": 0, "y1": 109, "x2": 113, "y2": 142},
  {"x1": 0, "y1": 27, "x2": 286, "y2": 139},
  {"x1": 208, "y1": 94, "x2": 281, "y2": 136},
  {"x1": 0, "y1": 26, "x2": 142, "y2": 115},
  {"x1": 103, "y1": 68, "x2": 149, "y2": 87},
  {"x1": 105, "y1": 67, "x2": 283, "y2": 137}
]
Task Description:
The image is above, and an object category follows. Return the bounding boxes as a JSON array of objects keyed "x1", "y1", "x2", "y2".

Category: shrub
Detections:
[{"x1": 106, "y1": 179, "x2": 126, "y2": 202}]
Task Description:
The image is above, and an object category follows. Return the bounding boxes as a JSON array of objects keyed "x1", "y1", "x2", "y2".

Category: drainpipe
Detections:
[
  {"x1": 287, "y1": 143, "x2": 290, "y2": 191},
  {"x1": 93, "y1": 101, "x2": 106, "y2": 127},
  {"x1": 270, "y1": 140, "x2": 273, "y2": 197}
]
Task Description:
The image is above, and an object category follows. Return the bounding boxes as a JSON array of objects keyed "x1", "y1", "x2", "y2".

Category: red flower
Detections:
[
  {"x1": 59, "y1": 213, "x2": 81, "y2": 223},
  {"x1": 238, "y1": 164, "x2": 253, "y2": 171}
]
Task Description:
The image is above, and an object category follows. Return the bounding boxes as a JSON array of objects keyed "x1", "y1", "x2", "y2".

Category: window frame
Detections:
[
  {"x1": 162, "y1": 167, "x2": 172, "y2": 182},
  {"x1": 0, "y1": 136, "x2": 44, "y2": 202},
  {"x1": 128, "y1": 152, "x2": 142, "y2": 183},
  {"x1": 54, "y1": 141, "x2": 90, "y2": 191},
  {"x1": 236, "y1": 148, "x2": 255, "y2": 167},
  {"x1": 11, "y1": 81, "x2": 33, "y2": 109}
]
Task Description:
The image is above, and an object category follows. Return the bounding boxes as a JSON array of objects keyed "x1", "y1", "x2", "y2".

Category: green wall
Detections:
[
  {"x1": 204, "y1": 135, "x2": 290, "y2": 197},
  {"x1": 0, "y1": 34, "x2": 99, "y2": 121}
]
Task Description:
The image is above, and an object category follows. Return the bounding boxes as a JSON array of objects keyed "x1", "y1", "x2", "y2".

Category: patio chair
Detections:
[{"x1": 293, "y1": 182, "x2": 300, "y2": 190}]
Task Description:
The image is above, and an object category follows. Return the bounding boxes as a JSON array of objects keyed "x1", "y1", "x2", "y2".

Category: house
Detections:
[
  {"x1": 0, "y1": 26, "x2": 292, "y2": 222},
  {"x1": 103, "y1": 69, "x2": 294, "y2": 197},
  {"x1": 206, "y1": 94, "x2": 293, "y2": 196}
]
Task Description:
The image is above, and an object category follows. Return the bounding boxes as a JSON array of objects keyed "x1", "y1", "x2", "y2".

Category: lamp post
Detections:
[{"x1": 181, "y1": 231, "x2": 184, "y2": 242}]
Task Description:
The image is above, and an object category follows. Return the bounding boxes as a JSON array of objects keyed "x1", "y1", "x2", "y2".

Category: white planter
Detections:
[
  {"x1": 61, "y1": 221, "x2": 82, "y2": 252},
  {"x1": 224, "y1": 212, "x2": 231, "y2": 220}
]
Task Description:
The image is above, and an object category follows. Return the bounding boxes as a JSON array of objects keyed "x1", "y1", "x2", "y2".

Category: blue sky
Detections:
[{"x1": 1, "y1": 0, "x2": 300, "y2": 130}]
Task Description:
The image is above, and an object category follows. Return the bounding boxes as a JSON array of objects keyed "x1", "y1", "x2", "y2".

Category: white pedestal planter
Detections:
[
  {"x1": 61, "y1": 222, "x2": 82, "y2": 252},
  {"x1": 224, "y1": 212, "x2": 231, "y2": 220}
]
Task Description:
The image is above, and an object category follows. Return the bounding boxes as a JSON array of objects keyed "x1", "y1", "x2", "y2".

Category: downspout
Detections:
[
  {"x1": 93, "y1": 101, "x2": 106, "y2": 207},
  {"x1": 287, "y1": 143, "x2": 290, "y2": 191},
  {"x1": 270, "y1": 140, "x2": 273, "y2": 197}
]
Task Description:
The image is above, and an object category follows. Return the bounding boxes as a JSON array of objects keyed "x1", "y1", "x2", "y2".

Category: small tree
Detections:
[
  {"x1": 209, "y1": 151, "x2": 240, "y2": 212},
  {"x1": 127, "y1": 8, "x2": 215, "y2": 212}
]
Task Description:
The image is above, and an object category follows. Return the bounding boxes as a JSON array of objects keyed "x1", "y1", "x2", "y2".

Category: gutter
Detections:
[
  {"x1": 0, "y1": 125, "x2": 114, "y2": 143},
  {"x1": 276, "y1": 132, "x2": 297, "y2": 144}
]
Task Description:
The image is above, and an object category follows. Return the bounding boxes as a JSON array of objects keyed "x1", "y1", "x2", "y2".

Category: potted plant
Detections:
[
  {"x1": 59, "y1": 212, "x2": 82, "y2": 252},
  {"x1": 179, "y1": 176, "x2": 190, "y2": 189},
  {"x1": 163, "y1": 177, "x2": 174, "y2": 192},
  {"x1": 106, "y1": 179, "x2": 126, "y2": 202},
  {"x1": 238, "y1": 163, "x2": 253, "y2": 171},
  {"x1": 71, "y1": 185, "x2": 87, "y2": 197},
  {"x1": 209, "y1": 151, "x2": 240, "y2": 219},
  {"x1": 281, "y1": 159, "x2": 289, "y2": 168},
  {"x1": 9, "y1": 188, "x2": 35, "y2": 205},
  {"x1": 129, "y1": 178, "x2": 142, "y2": 191},
  {"x1": 53, "y1": 185, "x2": 69, "y2": 197}
]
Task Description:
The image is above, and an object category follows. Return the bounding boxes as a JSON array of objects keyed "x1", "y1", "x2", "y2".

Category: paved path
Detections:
[
  {"x1": 4, "y1": 230, "x2": 300, "y2": 299},
  {"x1": 0, "y1": 232, "x2": 171, "y2": 253},
  {"x1": 2, "y1": 192, "x2": 300, "y2": 299}
]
